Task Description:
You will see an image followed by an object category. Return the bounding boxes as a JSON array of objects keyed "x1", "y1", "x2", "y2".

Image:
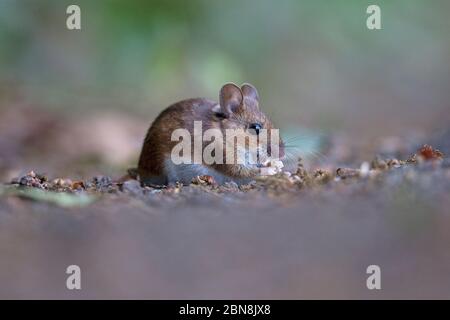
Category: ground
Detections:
[{"x1": 0, "y1": 108, "x2": 449, "y2": 299}]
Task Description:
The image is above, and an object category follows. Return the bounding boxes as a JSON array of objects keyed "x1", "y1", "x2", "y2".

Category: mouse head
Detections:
[{"x1": 213, "y1": 83, "x2": 285, "y2": 171}]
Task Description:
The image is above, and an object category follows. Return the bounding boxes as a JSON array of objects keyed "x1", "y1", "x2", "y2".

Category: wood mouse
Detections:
[{"x1": 137, "y1": 83, "x2": 285, "y2": 185}]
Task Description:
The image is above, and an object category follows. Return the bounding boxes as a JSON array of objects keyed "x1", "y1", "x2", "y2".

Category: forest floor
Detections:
[{"x1": 0, "y1": 107, "x2": 449, "y2": 299}]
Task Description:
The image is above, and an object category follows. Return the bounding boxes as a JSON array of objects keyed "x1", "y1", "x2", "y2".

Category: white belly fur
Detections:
[{"x1": 163, "y1": 158, "x2": 252, "y2": 185}]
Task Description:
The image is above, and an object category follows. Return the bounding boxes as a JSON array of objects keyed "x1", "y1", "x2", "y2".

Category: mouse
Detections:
[{"x1": 137, "y1": 83, "x2": 285, "y2": 186}]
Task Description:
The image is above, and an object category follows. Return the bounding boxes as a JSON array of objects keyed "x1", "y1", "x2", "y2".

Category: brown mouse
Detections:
[{"x1": 137, "y1": 83, "x2": 285, "y2": 185}]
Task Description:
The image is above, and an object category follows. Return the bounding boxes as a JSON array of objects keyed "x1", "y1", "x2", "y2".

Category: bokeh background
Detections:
[
  {"x1": 1, "y1": 0, "x2": 450, "y2": 300},
  {"x1": 1, "y1": 0, "x2": 449, "y2": 179}
]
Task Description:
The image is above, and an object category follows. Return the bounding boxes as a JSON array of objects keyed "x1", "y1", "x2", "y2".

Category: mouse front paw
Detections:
[{"x1": 260, "y1": 159, "x2": 284, "y2": 176}]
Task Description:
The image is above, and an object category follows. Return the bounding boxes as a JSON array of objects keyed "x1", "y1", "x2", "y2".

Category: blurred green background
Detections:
[{"x1": 0, "y1": 0, "x2": 449, "y2": 177}]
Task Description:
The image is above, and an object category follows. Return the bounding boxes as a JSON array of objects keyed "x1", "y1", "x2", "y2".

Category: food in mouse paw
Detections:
[
  {"x1": 260, "y1": 159, "x2": 284, "y2": 176},
  {"x1": 191, "y1": 175, "x2": 217, "y2": 186}
]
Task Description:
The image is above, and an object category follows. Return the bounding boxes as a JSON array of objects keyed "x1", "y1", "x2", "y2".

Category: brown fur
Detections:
[{"x1": 137, "y1": 83, "x2": 285, "y2": 184}]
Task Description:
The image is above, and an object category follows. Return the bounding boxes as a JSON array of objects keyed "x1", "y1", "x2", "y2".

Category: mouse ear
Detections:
[
  {"x1": 241, "y1": 83, "x2": 259, "y2": 108},
  {"x1": 219, "y1": 83, "x2": 243, "y2": 116}
]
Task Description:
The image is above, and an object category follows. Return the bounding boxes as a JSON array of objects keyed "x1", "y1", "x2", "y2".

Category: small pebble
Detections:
[{"x1": 121, "y1": 179, "x2": 143, "y2": 195}]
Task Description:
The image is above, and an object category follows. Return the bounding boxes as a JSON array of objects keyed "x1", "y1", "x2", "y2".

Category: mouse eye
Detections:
[
  {"x1": 214, "y1": 112, "x2": 228, "y2": 120},
  {"x1": 248, "y1": 123, "x2": 262, "y2": 135}
]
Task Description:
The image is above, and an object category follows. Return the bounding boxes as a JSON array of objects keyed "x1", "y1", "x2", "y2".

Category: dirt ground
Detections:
[{"x1": 0, "y1": 107, "x2": 449, "y2": 299}]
